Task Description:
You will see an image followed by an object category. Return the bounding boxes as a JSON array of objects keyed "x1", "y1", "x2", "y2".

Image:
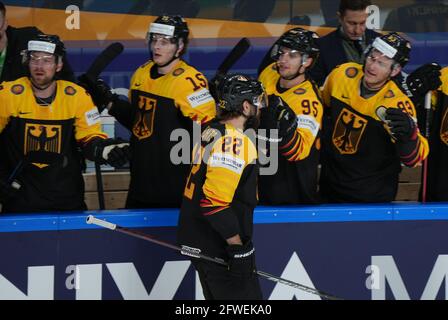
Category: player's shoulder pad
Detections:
[
  {"x1": 58, "y1": 80, "x2": 85, "y2": 96},
  {"x1": 2, "y1": 77, "x2": 28, "y2": 95}
]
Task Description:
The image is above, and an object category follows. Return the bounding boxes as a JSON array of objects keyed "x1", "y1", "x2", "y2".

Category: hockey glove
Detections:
[
  {"x1": 78, "y1": 74, "x2": 118, "y2": 113},
  {"x1": 385, "y1": 108, "x2": 417, "y2": 143},
  {"x1": 406, "y1": 63, "x2": 442, "y2": 106},
  {"x1": 226, "y1": 241, "x2": 256, "y2": 277},
  {"x1": 259, "y1": 95, "x2": 297, "y2": 138},
  {"x1": 0, "y1": 179, "x2": 21, "y2": 203},
  {"x1": 93, "y1": 138, "x2": 131, "y2": 168}
]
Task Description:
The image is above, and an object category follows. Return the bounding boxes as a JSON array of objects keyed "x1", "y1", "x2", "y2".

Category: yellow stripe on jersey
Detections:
[
  {"x1": 259, "y1": 62, "x2": 323, "y2": 160},
  {"x1": 0, "y1": 77, "x2": 107, "y2": 143},
  {"x1": 129, "y1": 60, "x2": 216, "y2": 123},
  {"x1": 201, "y1": 124, "x2": 257, "y2": 209}
]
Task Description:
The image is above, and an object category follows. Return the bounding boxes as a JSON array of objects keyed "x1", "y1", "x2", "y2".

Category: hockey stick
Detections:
[
  {"x1": 421, "y1": 91, "x2": 432, "y2": 203},
  {"x1": 78, "y1": 42, "x2": 125, "y2": 210},
  {"x1": 86, "y1": 215, "x2": 342, "y2": 300},
  {"x1": 209, "y1": 38, "x2": 251, "y2": 100}
]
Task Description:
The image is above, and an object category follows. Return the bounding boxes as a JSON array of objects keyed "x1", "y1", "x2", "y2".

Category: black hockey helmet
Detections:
[
  {"x1": 27, "y1": 34, "x2": 65, "y2": 57},
  {"x1": 367, "y1": 32, "x2": 411, "y2": 67},
  {"x1": 147, "y1": 15, "x2": 189, "y2": 44},
  {"x1": 218, "y1": 74, "x2": 266, "y2": 114},
  {"x1": 22, "y1": 33, "x2": 65, "y2": 65},
  {"x1": 271, "y1": 27, "x2": 320, "y2": 65}
]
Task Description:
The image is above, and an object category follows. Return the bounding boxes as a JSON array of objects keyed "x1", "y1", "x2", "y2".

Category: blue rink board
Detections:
[
  {"x1": 1, "y1": 203, "x2": 448, "y2": 300},
  {"x1": 1, "y1": 203, "x2": 448, "y2": 232}
]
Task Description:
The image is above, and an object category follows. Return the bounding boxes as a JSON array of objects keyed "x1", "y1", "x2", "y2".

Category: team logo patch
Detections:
[
  {"x1": 11, "y1": 84, "x2": 24, "y2": 95},
  {"x1": 332, "y1": 108, "x2": 367, "y2": 154},
  {"x1": 294, "y1": 88, "x2": 307, "y2": 95},
  {"x1": 345, "y1": 67, "x2": 358, "y2": 78},
  {"x1": 24, "y1": 123, "x2": 62, "y2": 168},
  {"x1": 132, "y1": 94, "x2": 157, "y2": 140},
  {"x1": 384, "y1": 90, "x2": 395, "y2": 98},
  {"x1": 64, "y1": 86, "x2": 77, "y2": 95},
  {"x1": 173, "y1": 68, "x2": 185, "y2": 76},
  {"x1": 440, "y1": 108, "x2": 448, "y2": 146}
]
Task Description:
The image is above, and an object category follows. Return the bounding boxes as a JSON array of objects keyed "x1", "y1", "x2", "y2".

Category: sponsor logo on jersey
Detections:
[
  {"x1": 11, "y1": 84, "x2": 24, "y2": 95},
  {"x1": 294, "y1": 88, "x2": 307, "y2": 95},
  {"x1": 209, "y1": 152, "x2": 245, "y2": 174},
  {"x1": 332, "y1": 108, "x2": 367, "y2": 154},
  {"x1": 384, "y1": 90, "x2": 395, "y2": 98},
  {"x1": 133, "y1": 94, "x2": 157, "y2": 140},
  {"x1": 24, "y1": 123, "x2": 62, "y2": 168},
  {"x1": 64, "y1": 86, "x2": 77, "y2": 96},
  {"x1": 85, "y1": 108, "x2": 101, "y2": 126},
  {"x1": 297, "y1": 114, "x2": 319, "y2": 137},
  {"x1": 440, "y1": 108, "x2": 448, "y2": 146},
  {"x1": 173, "y1": 68, "x2": 185, "y2": 76},
  {"x1": 345, "y1": 67, "x2": 359, "y2": 78},
  {"x1": 187, "y1": 88, "x2": 214, "y2": 108}
]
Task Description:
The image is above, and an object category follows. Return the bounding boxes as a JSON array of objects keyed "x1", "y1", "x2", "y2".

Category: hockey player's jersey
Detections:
[
  {"x1": 112, "y1": 60, "x2": 216, "y2": 208},
  {"x1": 426, "y1": 67, "x2": 448, "y2": 201},
  {"x1": 0, "y1": 77, "x2": 106, "y2": 212},
  {"x1": 258, "y1": 63, "x2": 322, "y2": 204},
  {"x1": 177, "y1": 121, "x2": 258, "y2": 259},
  {"x1": 320, "y1": 63, "x2": 428, "y2": 203}
]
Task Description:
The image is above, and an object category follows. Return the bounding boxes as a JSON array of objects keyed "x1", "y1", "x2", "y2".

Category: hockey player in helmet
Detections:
[
  {"x1": 0, "y1": 33, "x2": 130, "y2": 212},
  {"x1": 319, "y1": 32, "x2": 429, "y2": 203},
  {"x1": 80, "y1": 15, "x2": 216, "y2": 209},
  {"x1": 257, "y1": 28, "x2": 323, "y2": 204},
  {"x1": 178, "y1": 74, "x2": 264, "y2": 300}
]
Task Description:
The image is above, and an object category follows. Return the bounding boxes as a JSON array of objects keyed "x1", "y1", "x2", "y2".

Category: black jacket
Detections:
[
  {"x1": 309, "y1": 28, "x2": 381, "y2": 87},
  {"x1": 1, "y1": 25, "x2": 75, "y2": 82}
]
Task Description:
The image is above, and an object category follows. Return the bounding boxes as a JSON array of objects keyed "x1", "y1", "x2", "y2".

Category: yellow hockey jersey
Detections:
[
  {"x1": 320, "y1": 62, "x2": 428, "y2": 203},
  {"x1": 258, "y1": 63, "x2": 323, "y2": 204},
  {"x1": 177, "y1": 121, "x2": 258, "y2": 259},
  {"x1": 0, "y1": 77, "x2": 106, "y2": 212},
  {"x1": 111, "y1": 59, "x2": 216, "y2": 208}
]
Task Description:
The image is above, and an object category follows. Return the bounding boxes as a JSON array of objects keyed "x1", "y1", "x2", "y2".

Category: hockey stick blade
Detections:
[
  {"x1": 216, "y1": 37, "x2": 251, "y2": 76},
  {"x1": 85, "y1": 42, "x2": 124, "y2": 79}
]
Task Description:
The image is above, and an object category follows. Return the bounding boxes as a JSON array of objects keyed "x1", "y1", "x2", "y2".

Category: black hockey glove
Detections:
[
  {"x1": 406, "y1": 63, "x2": 442, "y2": 106},
  {"x1": 385, "y1": 108, "x2": 417, "y2": 143},
  {"x1": 0, "y1": 179, "x2": 21, "y2": 203},
  {"x1": 78, "y1": 74, "x2": 118, "y2": 113},
  {"x1": 93, "y1": 138, "x2": 131, "y2": 168},
  {"x1": 259, "y1": 95, "x2": 297, "y2": 138},
  {"x1": 226, "y1": 241, "x2": 256, "y2": 277}
]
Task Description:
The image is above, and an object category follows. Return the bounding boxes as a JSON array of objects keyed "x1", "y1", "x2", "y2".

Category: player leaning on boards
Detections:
[
  {"x1": 81, "y1": 15, "x2": 216, "y2": 209},
  {"x1": 319, "y1": 32, "x2": 429, "y2": 203},
  {"x1": 258, "y1": 28, "x2": 323, "y2": 204},
  {"x1": 0, "y1": 34, "x2": 129, "y2": 213},
  {"x1": 177, "y1": 74, "x2": 266, "y2": 300}
]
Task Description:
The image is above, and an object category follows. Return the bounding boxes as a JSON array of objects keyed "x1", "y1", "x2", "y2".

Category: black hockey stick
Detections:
[
  {"x1": 86, "y1": 215, "x2": 342, "y2": 300},
  {"x1": 209, "y1": 38, "x2": 251, "y2": 100},
  {"x1": 78, "y1": 42, "x2": 124, "y2": 210},
  {"x1": 216, "y1": 37, "x2": 251, "y2": 76},
  {"x1": 421, "y1": 92, "x2": 432, "y2": 203}
]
